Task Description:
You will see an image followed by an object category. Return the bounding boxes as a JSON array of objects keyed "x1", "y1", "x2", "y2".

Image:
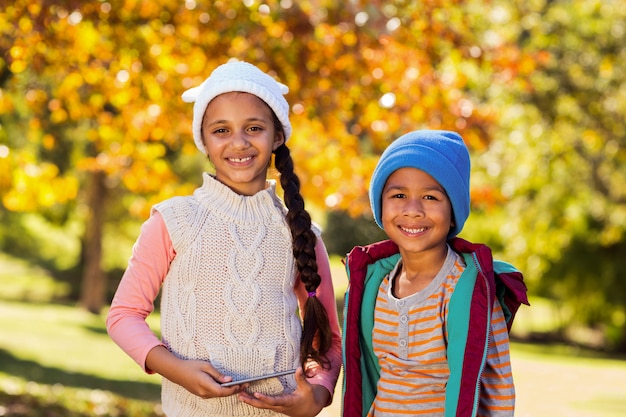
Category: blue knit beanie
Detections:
[{"x1": 369, "y1": 130, "x2": 471, "y2": 239}]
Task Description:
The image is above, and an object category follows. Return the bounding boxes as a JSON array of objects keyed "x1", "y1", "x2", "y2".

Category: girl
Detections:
[{"x1": 107, "y1": 60, "x2": 342, "y2": 417}]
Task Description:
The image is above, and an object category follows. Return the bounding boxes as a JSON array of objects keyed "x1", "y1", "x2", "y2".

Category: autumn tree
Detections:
[
  {"x1": 1, "y1": 0, "x2": 521, "y2": 312},
  {"x1": 468, "y1": 0, "x2": 626, "y2": 350},
  {"x1": 1, "y1": 0, "x2": 200, "y2": 311}
]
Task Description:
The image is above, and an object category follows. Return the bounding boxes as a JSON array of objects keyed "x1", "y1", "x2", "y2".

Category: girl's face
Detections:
[
  {"x1": 201, "y1": 92, "x2": 284, "y2": 196},
  {"x1": 381, "y1": 167, "x2": 453, "y2": 257}
]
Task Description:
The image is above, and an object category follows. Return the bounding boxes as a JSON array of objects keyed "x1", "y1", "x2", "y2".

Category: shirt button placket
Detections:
[{"x1": 398, "y1": 300, "x2": 409, "y2": 358}]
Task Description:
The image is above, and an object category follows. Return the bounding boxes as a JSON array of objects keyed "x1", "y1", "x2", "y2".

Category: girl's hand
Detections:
[
  {"x1": 236, "y1": 367, "x2": 331, "y2": 417},
  {"x1": 171, "y1": 359, "x2": 245, "y2": 398},
  {"x1": 145, "y1": 345, "x2": 243, "y2": 399}
]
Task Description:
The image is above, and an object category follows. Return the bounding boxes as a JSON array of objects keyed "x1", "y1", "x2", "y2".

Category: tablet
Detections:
[{"x1": 220, "y1": 369, "x2": 298, "y2": 387}]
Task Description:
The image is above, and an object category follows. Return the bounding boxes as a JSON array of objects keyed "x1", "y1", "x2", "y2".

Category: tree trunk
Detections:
[
  {"x1": 79, "y1": 170, "x2": 107, "y2": 314},
  {"x1": 617, "y1": 319, "x2": 626, "y2": 354}
]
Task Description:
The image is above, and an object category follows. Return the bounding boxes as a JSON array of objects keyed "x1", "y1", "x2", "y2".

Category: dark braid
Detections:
[{"x1": 274, "y1": 142, "x2": 332, "y2": 370}]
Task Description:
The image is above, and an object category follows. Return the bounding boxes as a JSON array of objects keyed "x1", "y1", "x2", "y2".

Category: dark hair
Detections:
[{"x1": 272, "y1": 119, "x2": 332, "y2": 370}]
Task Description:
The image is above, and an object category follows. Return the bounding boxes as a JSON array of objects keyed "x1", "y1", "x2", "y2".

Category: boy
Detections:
[{"x1": 341, "y1": 130, "x2": 528, "y2": 417}]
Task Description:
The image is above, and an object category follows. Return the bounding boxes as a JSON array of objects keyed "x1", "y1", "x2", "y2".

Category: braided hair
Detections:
[
  {"x1": 271, "y1": 119, "x2": 332, "y2": 370},
  {"x1": 201, "y1": 97, "x2": 333, "y2": 370}
]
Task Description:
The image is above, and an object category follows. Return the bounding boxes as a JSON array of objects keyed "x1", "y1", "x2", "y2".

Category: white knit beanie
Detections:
[{"x1": 181, "y1": 60, "x2": 292, "y2": 154}]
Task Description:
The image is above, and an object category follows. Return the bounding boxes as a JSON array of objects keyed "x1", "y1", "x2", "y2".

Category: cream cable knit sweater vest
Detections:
[{"x1": 154, "y1": 173, "x2": 301, "y2": 417}]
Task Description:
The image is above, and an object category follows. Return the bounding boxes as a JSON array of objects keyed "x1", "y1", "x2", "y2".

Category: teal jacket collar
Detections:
[{"x1": 341, "y1": 238, "x2": 528, "y2": 417}]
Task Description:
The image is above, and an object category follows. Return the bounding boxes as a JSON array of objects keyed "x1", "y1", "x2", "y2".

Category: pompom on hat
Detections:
[
  {"x1": 369, "y1": 129, "x2": 471, "y2": 239},
  {"x1": 181, "y1": 60, "x2": 292, "y2": 154}
]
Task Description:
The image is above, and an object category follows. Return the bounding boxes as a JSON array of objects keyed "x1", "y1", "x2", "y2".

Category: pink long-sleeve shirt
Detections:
[{"x1": 106, "y1": 210, "x2": 342, "y2": 399}]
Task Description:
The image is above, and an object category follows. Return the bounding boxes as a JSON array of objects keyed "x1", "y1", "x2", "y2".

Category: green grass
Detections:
[
  {"x1": 0, "y1": 252, "x2": 163, "y2": 416},
  {"x1": 0, "y1": 301, "x2": 160, "y2": 397},
  {"x1": 0, "y1": 300, "x2": 163, "y2": 416},
  {"x1": 0, "y1": 253, "x2": 71, "y2": 303}
]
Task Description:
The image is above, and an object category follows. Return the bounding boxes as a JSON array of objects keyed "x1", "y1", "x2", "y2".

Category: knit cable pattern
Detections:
[{"x1": 155, "y1": 174, "x2": 300, "y2": 416}]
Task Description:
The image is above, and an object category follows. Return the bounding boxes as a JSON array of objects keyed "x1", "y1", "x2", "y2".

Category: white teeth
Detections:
[
  {"x1": 230, "y1": 156, "x2": 253, "y2": 163},
  {"x1": 401, "y1": 226, "x2": 425, "y2": 234}
]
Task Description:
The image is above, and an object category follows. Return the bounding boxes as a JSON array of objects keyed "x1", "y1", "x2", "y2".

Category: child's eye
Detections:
[
  {"x1": 391, "y1": 193, "x2": 406, "y2": 199},
  {"x1": 424, "y1": 192, "x2": 447, "y2": 201},
  {"x1": 247, "y1": 126, "x2": 264, "y2": 132},
  {"x1": 212, "y1": 127, "x2": 228, "y2": 134}
]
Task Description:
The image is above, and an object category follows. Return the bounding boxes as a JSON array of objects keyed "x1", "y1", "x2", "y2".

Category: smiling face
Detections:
[
  {"x1": 381, "y1": 167, "x2": 454, "y2": 258},
  {"x1": 201, "y1": 92, "x2": 285, "y2": 196}
]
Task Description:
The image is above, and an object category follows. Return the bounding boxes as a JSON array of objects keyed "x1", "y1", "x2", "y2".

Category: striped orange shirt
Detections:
[{"x1": 369, "y1": 247, "x2": 515, "y2": 416}]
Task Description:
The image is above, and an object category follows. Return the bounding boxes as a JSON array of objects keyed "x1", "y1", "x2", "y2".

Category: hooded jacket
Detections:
[{"x1": 341, "y1": 237, "x2": 529, "y2": 417}]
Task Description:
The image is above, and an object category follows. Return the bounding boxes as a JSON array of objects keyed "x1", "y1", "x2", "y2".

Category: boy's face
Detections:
[{"x1": 381, "y1": 167, "x2": 453, "y2": 255}]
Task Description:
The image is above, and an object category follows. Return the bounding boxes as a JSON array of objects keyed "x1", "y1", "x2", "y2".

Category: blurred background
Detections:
[{"x1": 1, "y1": 0, "x2": 625, "y2": 416}]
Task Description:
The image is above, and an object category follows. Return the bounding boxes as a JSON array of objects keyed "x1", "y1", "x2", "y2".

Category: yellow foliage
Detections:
[
  {"x1": 17, "y1": 16, "x2": 32, "y2": 33},
  {"x1": 42, "y1": 135, "x2": 55, "y2": 150},
  {"x1": 582, "y1": 129, "x2": 602, "y2": 152},
  {"x1": 0, "y1": 93, "x2": 15, "y2": 114},
  {"x1": 26, "y1": 2, "x2": 42, "y2": 16},
  {"x1": 0, "y1": 0, "x2": 521, "y2": 217},
  {"x1": 267, "y1": 21, "x2": 285, "y2": 39},
  {"x1": 9, "y1": 58, "x2": 27, "y2": 74},
  {"x1": 88, "y1": 94, "x2": 106, "y2": 109},
  {"x1": 341, "y1": 31, "x2": 357, "y2": 47},
  {"x1": 50, "y1": 108, "x2": 68, "y2": 123},
  {"x1": 9, "y1": 44, "x2": 26, "y2": 60},
  {"x1": 150, "y1": 127, "x2": 165, "y2": 140},
  {"x1": 110, "y1": 90, "x2": 133, "y2": 108},
  {"x1": 0, "y1": 153, "x2": 12, "y2": 192},
  {"x1": 2, "y1": 159, "x2": 78, "y2": 212},
  {"x1": 98, "y1": 125, "x2": 118, "y2": 142},
  {"x1": 75, "y1": 21, "x2": 100, "y2": 56},
  {"x1": 156, "y1": 53, "x2": 178, "y2": 72},
  {"x1": 144, "y1": 77, "x2": 164, "y2": 101},
  {"x1": 28, "y1": 118, "x2": 41, "y2": 131}
]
